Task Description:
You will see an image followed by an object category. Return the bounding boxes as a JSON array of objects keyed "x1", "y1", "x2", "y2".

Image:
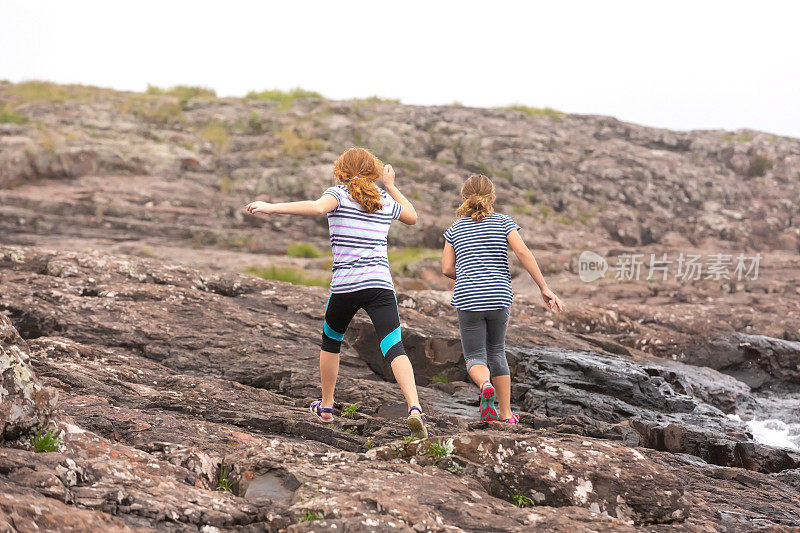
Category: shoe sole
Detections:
[
  {"x1": 407, "y1": 415, "x2": 428, "y2": 439},
  {"x1": 480, "y1": 383, "x2": 498, "y2": 422},
  {"x1": 481, "y1": 383, "x2": 496, "y2": 399}
]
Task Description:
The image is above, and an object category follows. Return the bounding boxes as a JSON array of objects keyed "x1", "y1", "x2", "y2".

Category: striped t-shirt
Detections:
[
  {"x1": 323, "y1": 185, "x2": 401, "y2": 293},
  {"x1": 443, "y1": 213, "x2": 521, "y2": 311}
]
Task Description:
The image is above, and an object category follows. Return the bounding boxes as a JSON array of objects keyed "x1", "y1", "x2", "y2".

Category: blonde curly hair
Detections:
[{"x1": 332, "y1": 147, "x2": 384, "y2": 213}]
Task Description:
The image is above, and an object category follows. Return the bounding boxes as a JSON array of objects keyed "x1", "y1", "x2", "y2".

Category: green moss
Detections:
[
  {"x1": 245, "y1": 87, "x2": 323, "y2": 110},
  {"x1": 245, "y1": 265, "x2": 330, "y2": 287}
]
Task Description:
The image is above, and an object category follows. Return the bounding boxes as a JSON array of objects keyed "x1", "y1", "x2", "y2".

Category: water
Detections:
[{"x1": 727, "y1": 414, "x2": 800, "y2": 451}]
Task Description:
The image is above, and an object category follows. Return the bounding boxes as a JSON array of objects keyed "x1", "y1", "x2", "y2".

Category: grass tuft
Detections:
[
  {"x1": 217, "y1": 465, "x2": 234, "y2": 492},
  {"x1": 425, "y1": 439, "x2": 454, "y2": 464},
  {"x1": 508, "y1": 490, "x2": 536, "y2": 508},
  {"x1": 245, "y1": 265, "x2": 330, "y2": 287},
  {"x1": 146, "y1": 84, "x2": 216, "y2": 109},
  {"x1": 32, "y1": 428, "x2": 61, "y2": 453},
  {"x1": 429, "y1": 373, "x2": 450, "y2": 384},
  {"x1": 276, "y1": 128, "x2": 327, "y2": 154},
  {"x1": 199, "y1": 122, "x2": 230, "y2": 155},
  {"x1": 245, "y1": 87, "x2": 323, "y2": 110},
  {"x1": 0, "y1": 106, "x2": 28, "y2": 124},
  {"x1": 499, "y1": 104, "x2": 563, "y2": 120},
  {"x1": 286, "y1": 242, "x2": 324, "y2": 258},
  {"x1": 388, "y1": 246, "x2": 440, "y2": 275},
  {"x1": 341, "y1": 403, "x2": 359, "y2": 419},
  {"x1": 299, "y1": 509, "x2": 322, "y2": 522},
  {"x1": 5, "y1": 81, "x2": 115, "y2": 104}
]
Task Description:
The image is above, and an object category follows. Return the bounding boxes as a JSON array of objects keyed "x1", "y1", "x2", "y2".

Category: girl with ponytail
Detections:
[
  {"x1": 245, "y1": 147, "x2": 429, "y2": 439},
  {"x1": 442, "y1": 174, "x2": 563, "y2": 424}
]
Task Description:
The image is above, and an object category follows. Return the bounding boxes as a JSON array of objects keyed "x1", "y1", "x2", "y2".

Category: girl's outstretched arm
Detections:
[
  {"x1": 381, "y1": 164, "x2": 418, "y2": 225},
  {"x1": 507, "y1": 229, "x2": 564, "y2": 312},
  {"x1": 245, "y1": 194, "x2": 338, "y2": 217}
]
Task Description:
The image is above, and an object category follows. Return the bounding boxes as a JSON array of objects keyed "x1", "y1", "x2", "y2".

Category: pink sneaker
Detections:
[{"x1": 479, "y1": 381, "x2": 498, "y2": 422}]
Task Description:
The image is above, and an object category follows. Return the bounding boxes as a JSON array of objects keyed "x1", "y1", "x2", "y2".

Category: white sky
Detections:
[{"x1": 2, "y1": 0, "x2": 799, "y2": 138}]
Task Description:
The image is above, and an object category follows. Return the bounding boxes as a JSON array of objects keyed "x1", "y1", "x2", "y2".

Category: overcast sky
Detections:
[{"x1": 3, "y1": 1, "x2": 799, "y2": 138}]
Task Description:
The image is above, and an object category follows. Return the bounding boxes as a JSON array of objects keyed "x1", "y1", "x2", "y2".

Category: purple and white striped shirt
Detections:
[{"x1": 323, "y1": 185, "x2": 402, "y2": 293}]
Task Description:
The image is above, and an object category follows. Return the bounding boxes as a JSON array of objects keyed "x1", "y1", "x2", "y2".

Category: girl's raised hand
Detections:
[
  {"x1": 540, "y1": 287, "x2": 564, "y2": 312},
  {"x1": 381, "y1": 164, "x2": 396, "y2": 188},
  {"x1": 245, "y1": 201, "x2": 273, "y2": 216}
]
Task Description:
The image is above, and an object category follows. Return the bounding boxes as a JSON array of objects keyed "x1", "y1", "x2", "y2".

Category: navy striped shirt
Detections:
[{"x1": 443, "y1": 213, "x2": 520, "y2": 311}]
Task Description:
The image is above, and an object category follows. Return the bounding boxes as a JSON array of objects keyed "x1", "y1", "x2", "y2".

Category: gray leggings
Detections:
[{"x1": 457, "y1": 307, "x2": 510, "y2": 377}]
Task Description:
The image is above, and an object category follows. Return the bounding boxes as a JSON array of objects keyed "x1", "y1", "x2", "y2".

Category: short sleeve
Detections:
[
  {"x1": 389, "y1": 197, "x2": 402, "y2": 220},
  {"x1": 323, "y1": 186, "x2": 342, "y2": 211},
  {"x1": 502, "y1": 215, "x2": 521, "y2": 236},
  {"x1": 443, "y1": 224, "x2": 454, "y2": 245}
]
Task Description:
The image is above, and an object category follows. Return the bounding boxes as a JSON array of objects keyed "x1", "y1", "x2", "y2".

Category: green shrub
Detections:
[
  {"x1": 245, "y1": 87, "x2": 323, "y2": 110},
  {"x1": 32, "y1": 428, "x2": 61, "y2": 453},
  {"x1": 499, "y1": 104, "x2": 563, "y2": 119},
  {"x1": 748, "y1": 155, "x2": 773, "y2": 177},
  {"x1": 287, "y1": 242, "x2": 324, "y2": 258},
  {"x1": 245, "y1": 265, "x2": 330, "y2": 287}
]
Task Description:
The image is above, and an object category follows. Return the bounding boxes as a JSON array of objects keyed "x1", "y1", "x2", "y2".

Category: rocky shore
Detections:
[{"x1": 1, "y1": 82, "x2": 800, "y2": 530}]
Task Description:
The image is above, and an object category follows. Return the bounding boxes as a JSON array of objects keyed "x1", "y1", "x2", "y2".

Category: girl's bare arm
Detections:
[
  {"x1": 382, "y1": 164, "x2": 418, "y2": 225},
  {"x1": 507, "y1": 229, "x2": 563, "y2": 311},
  {"x1": 245, "y1": 194, "x2": 338, "y2": 217},
  {"x1": 441, "y1": 242, "x2": 456, "y2": 279}
]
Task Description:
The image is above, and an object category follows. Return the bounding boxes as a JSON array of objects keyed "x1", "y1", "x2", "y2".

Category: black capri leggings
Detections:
[{"x1": 320, "y1": 288, "x2": 406, "y2": 364}]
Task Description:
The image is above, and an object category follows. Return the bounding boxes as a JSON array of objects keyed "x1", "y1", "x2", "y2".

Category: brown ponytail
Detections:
[
  {"x1": 456, "y1": 174, "x2": 495, "y2": 222},
  {"x1": 332, "y1": 147, "x2": 384, "y2": 213}
]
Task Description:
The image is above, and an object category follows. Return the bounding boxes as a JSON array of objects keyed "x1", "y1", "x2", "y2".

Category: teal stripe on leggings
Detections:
[
  {"x1": 323, "y1": 293, "x2": 344, "y2": 341},
  {"x1": 379, "y1": 326, "x2": 402, "y2": 356}
]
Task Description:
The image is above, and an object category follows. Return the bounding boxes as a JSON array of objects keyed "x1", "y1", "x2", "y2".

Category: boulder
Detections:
[{"x1": 0, "y1": 314, "x2": 58, "y2": 442}]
